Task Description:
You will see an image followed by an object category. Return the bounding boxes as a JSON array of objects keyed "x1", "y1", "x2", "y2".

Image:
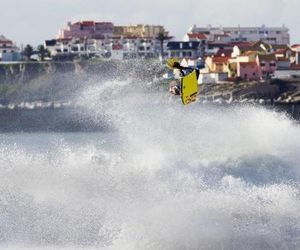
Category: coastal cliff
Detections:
[{"x1": 0, "y1": 60, "x2": 163, "y2": 104}]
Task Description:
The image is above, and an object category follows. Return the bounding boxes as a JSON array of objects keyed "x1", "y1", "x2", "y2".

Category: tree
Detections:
[
  {"x1": 156, "y1": 32, "x2": 171, "y2": 60},
  {"x1": 23, "y1": 44, "x2": 34, "y2": 61},
  {"x1": 37, "y1": 45, "x2": 49, "y2": 61}
]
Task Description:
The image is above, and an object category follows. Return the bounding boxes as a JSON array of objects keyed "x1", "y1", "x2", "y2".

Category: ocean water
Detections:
[{"x1": 0, "y1": 79, "x2": 300, "y2": 250}]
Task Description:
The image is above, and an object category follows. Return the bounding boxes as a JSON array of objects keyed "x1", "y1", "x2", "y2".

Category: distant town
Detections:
[{"x1": 1, "y1": 21, "x2": 300, "y2": 84}]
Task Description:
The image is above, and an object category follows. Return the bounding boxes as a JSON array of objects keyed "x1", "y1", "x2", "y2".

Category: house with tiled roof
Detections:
[
  {"x1": 256, "y1": 54, "x2": 277, "y2": 78},
  {"x1": 0, "y1": 35, "x2": 21, "y2": 61},
  {"x1": 215, "y1": 48, "x2": 233, "y2": 57},
  {"x1": 205, "y1": 55, "x2": 231, "y2": 74},
  {"x1": 237, "y1": 62, "x2": 260, "y2": 81},
  {"x1": 232, "y1": 41, "x2": 273, "y2": 58}
]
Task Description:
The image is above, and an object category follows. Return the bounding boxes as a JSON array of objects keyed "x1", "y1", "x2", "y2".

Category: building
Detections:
[
  {"x1": 45, "y1": 38, "x2": 109, "y2": 58},
  {"x1": 256, "y1": 54, "x2": 277, "y2": 78},
  {"x1": 205, "y1": 56, "x2": 231, "y2": 74},
  {"x1": 0, "y1": 35, "x2": 21, "y2": 61},
  {"x1": 166, "y1": 41, "x2": 203, "y2": 58},
  {"x1": 57, "y1": 21, "x2": 114, "y2": 40},
  {"x1": 291, "y1": 44, "x2": 300, "y2": 65},
  {"x1": 187, "y1": 25, "x2": 290, "y2": 45},
  {"x1": 237, "y1": 62, "x2": 260, "y2": 81},
  {"x1": 113, "y1": 24, "x2": 168, "y2": 38}
]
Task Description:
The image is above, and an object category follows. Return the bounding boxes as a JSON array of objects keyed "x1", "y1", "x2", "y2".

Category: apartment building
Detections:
[{"x1": 186, "y1": 25, "x2": 290, "y2": 45}]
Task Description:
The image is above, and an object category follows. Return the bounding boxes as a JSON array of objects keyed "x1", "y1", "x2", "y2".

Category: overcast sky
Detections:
[{"x1": 0, "y1": 0, "x2": 299, "y2": 46}]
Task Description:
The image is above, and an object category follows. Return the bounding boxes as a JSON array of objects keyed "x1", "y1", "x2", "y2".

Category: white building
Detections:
[
  {"x1": 187, "y1": 25, "x2": 290, "y2": 45},
  {"x1": 0, "y1": 35, "x2": 21, "y2": 61},
  {"x1": 45, "y1": 36, "x2": 160, "y2": 59}
]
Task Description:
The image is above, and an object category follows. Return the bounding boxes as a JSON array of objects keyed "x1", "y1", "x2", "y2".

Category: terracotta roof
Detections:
[
  {"x1": 291, "y1": 64, "x2": 300, "y2": 69},
  {"x1": 187, "y1": 32, "x2": 207, "y2": 40},
  {"x1": 81, "y1": 21, "x2": 95, "y2": 26},
  {"x1": 273, "y1": 49, "x2": 286, "y2": 55},
  {"x1": 215, "y1": 33, "x2": 230, "y2": 37},
  {"x1": 258, "y1": 54, "x2": 277, "y2": 62},
  {"x1": 212, "y1": 56, "x2": 230, "y2": 63},
  {"x1": 215, "y1": 49, "x2": 233, "y2": 57},
  {"x1": 272, "y1": 44, "x2": 289, "y2": 50},
  {"x1": 241, "y1": 51, "x2": 258, "y2": 56},
  {"x1": 230, "y1": 41, "x2": 254, "y2": 47},
  {"x1": 239, "y1": 62, "x2": 258, "y2": 67}
]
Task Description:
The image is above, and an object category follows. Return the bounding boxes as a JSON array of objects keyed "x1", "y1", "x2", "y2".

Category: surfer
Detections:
[{"x1": 167, "y1": 59, "x2": 200, "y2": 95}]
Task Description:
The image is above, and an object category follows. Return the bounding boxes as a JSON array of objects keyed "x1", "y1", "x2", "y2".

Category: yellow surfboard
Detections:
[{"x1": 181, "y1": 70, "x2": 198, "y2": 105}]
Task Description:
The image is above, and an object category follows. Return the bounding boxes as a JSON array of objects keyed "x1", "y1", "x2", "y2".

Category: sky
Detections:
[{"x1": 0, "y1": 0, "x2": 299, "y2": 46}]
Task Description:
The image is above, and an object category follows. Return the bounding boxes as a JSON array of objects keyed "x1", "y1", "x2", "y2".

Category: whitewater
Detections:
[{"x1": 0, "y1": 78, "x2": 300, "y2": 250}]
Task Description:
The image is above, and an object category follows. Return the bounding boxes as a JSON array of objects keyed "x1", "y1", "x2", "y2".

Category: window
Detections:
[
  {"x1": 270, "y1": 62, "x2": 276, "y2": 67},
  {"x1": 260, "y1": 62, "x2": 266, "y2": 67},
  {"x1": 180, "y1": 43, "x2": 183, "y2": 49},
  {"x1": 253, "y1": 72, "x2": 256, "y2": 76}
]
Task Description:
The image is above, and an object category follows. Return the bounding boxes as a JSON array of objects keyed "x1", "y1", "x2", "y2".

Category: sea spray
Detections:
[{"x1": 0, "y1": 79, "x2": 300, "y2": 249}]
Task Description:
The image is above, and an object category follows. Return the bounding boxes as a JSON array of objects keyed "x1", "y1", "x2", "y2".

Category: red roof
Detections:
[
  {"x1": 291, "y1": 64, "x2": 300, "y2": 69},
  {"x1": 187, "y1": 32, "x2": 207, "y2": 40},
  {"x1": 291, "y1": 44, "x2": 300, "y2": 49},
  {"x1": 240, "y1": 62, "x2": 258, "y2": 68},
  {"x1": 112, "y1": 43, "x2": 123, "y2": 50},
  {"x1": 273, "y1": 49, "x2": 286, "y2": 55},
  {"x1": 212, "y1": 56, "x2": 230, "y2": 63},
  {"x1": 215, "y1": 49, "x2": 233, "y2": 57},
  {"x1": 0, "y1": 40, "x2": 12, "y2": 44},
  {"x1": 81, "y1": 21, "x2": 95, "y2": 26},
  {"x1": 229, "y1": 41, "x2": 254, "y2": 47}
]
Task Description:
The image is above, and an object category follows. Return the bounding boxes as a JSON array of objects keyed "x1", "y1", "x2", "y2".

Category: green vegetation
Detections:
[
  {"x1": 37, "y1": 45, "x2": 50, "y2": 61},
  {"x1": 23, "y1": 44, "x2": 34, "y2": 61},
  {"x1": 156, "y1": 32, "x2": 172, "y2": 59}
]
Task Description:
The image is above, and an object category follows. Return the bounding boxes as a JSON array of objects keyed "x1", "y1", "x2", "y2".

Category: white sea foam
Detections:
[{"x1": 1, "y1": 80, "x2": 300, "y2": 249}]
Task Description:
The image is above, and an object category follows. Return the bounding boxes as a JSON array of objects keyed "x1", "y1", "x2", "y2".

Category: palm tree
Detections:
[
  {"x1": 156, "y1": 32, "x2": 171, "y2": 59},
  {"x1": 37, "y1": 45, "x2": 49, "y2": 61},
  {"x1": 23, "y1": 44, "x2": 34, "y2": 61}
]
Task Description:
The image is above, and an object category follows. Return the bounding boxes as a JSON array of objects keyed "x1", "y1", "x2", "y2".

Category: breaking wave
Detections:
[{"x1": 1, "y1": 79, "x2": 300, "y2": 249}]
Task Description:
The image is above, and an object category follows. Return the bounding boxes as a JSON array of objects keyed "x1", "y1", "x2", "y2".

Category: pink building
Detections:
[
  {"x1": 58, "y1": 21, "x2": 114, "y2": 39},
  {"x1": 237, "y1": 62, "x2": 260, "y2": 81},
  {"x1": 256, "y1": 54, "x2": 277, "y2": 78}
]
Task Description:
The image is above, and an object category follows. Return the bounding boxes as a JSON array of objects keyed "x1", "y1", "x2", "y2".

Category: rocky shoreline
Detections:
[{"x1": 1, "y1": 60, "x2": 300, "y2": 106}]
